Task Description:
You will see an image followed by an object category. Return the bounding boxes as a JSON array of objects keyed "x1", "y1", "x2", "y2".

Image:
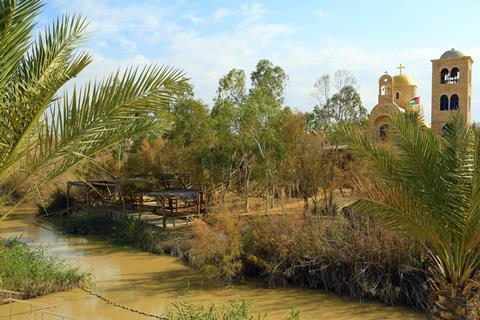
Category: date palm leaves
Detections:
[
  {"x1": 340, "y1": 111, "x2": 480, "y2": 319},
  {"x1": 0, "y1": 0, "x2": 185, "y2": 215}
]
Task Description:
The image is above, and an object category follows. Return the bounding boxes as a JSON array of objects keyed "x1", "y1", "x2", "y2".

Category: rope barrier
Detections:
[
  {"x1": 30, "y1": 216, "x2": 169, "y2": 319},
  {"x1": 79, "y1": 286, "x2": 168, "y2": 319}
]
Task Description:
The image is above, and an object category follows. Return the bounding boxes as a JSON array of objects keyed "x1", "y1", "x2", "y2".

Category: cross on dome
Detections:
[{"x1": 397, "y1": 64, "x2": 405, "y2": 75}]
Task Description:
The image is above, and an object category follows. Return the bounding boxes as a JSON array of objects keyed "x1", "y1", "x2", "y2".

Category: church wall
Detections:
[
  {"x1": 394, "y1": 85, "x2": 417, "y2": 109},
  {"x1": 431, "y1": 56, "x2": 472, "y2": 134}
]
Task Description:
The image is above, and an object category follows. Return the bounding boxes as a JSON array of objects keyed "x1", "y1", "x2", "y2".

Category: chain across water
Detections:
[
  {"x1": 32, "y1": 220, "x2": 170, "y2": 319},
  {"x1": 80, "y1": 286, "x2": 168, "y2": 319}
]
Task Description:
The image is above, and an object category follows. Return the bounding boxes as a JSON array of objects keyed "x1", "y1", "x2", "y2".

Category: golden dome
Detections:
[{"x1": 393, "y1": 74, "x2": 415, "y2": 86}]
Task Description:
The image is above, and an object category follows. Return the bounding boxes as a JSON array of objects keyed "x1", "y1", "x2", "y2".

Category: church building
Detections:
[{"x1": 369, "y1": 49, "x2": 473, "y2": 139}]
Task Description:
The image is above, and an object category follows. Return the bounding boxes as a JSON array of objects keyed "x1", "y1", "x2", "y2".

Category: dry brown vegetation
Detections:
[{"x1": 186, "y1": 210, "x2": 429, "y2": 311}]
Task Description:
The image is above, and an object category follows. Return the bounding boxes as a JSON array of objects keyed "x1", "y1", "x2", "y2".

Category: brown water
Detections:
[{"x1": 0, "y1": 210, "x2": 425, "y2": 319}]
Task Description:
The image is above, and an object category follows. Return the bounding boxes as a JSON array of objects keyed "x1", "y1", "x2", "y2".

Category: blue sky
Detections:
[{"x1": 43, "y1": 0, "x2": 480, "y2": 122}]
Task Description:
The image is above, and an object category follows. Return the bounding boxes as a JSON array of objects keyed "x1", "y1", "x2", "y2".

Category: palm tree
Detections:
[
  {"x1": 0, "y1": 0, "x2": 184, "y2": 217},
  {"x1": 340, "y1": 111, "x2": 480, "y2": 320}
]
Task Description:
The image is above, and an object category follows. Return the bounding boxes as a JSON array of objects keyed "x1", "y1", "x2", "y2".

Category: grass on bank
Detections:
[
  {"x1": 0, "y1": 237, "x2": 90, "y2": 298},
  {"x1": 167, "y1": 301, "x2": 300, "y2": 320}
]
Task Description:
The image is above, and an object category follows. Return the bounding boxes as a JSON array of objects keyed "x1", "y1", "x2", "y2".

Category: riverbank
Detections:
[
  {"x1": 44, "y1": 209, "x2": 429, "y2": 312},
  {"x1": 0, "y1": 237, "x2": 89, "y2": 299},
  {"x1": 0, "y1": 209, "x2": 423, "y2": 319}
]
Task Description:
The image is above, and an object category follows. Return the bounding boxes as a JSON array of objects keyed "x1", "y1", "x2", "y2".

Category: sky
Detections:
[{"x1": 42, "y1": 0, "x2": 480, "y2": 122}]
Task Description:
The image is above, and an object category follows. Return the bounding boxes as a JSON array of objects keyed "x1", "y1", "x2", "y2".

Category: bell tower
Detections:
[
  {"x1": 378, "y1": 72, "x2": 393, "y2": 104},
  {"x1": 431, "y1": 49, "x2": 473, "y2": 134}
]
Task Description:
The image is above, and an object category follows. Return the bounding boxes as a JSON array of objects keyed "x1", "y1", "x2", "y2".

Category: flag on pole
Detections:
[{"x1": 408, "y1": 97, "x2": 420, "y2": 107}]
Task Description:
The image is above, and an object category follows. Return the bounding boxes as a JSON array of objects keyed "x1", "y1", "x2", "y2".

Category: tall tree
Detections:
[
  {"x1": 167, "y1": 90, "x2": 214, "y2": 188},
  {"x1": 210, "y1": 69, "x2": 246, "y2": 202},
  {"x1": 308, "y1": 71, "x2": 366, "y2": 212},
  {"x1": 311, "y1": 85, "x2": 367, "y2": 134},
  {"x1": 0, "y1": 0, "x2": 184, "y2": 217},
  {"x1": 242, "y1": 59, "x2": 288, "y2": 212},
  {"x1": 341, "y1": 111, "x2": 480, "y2": 319},
  {"x1": 278, "y1": 112, "x2": 327, "y2": 212}
]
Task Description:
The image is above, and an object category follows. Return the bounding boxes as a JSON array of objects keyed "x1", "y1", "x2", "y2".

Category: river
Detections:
[{"x1": 0, "y1": 210, "x2": 424, "y2": 319}]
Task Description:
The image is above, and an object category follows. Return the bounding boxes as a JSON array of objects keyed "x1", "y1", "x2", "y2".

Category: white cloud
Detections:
[
  {"x1": 241, "y1": 2, "x2": 265, "y2": 23},
  {"x1": 183, "y1": 8, "x2": 232, "y2": 24},
  {"x1": 183, "y1": 14, "x2": 205, "y2": 24},
  {"x1": 52, "y1": 0, "x2": 174, "y2": 35},
  {"x1": 212, "y1": 8, "x2": 232, "y2": 21}
]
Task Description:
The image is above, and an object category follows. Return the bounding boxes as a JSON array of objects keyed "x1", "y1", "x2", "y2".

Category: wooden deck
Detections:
[{"x1": 63, "y1": 179, "x2": 208, "y2": 229}]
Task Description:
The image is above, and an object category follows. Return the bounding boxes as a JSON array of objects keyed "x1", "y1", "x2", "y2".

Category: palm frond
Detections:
[
  {"x1": 341, "y1": 110, "x2": 480, "y2": 292},
  {"x1": 0, "y1": 1, "x2": 186, "y2": 219},
  {"x1": 0, "y1": 13, "x2": 91, "y2": 173},
  {"x1": 14, "y1": 65, "x2": 184, "y2": 188},
  {"x1": 0, "y1": 0, "x2": 42, "y2": 90}
]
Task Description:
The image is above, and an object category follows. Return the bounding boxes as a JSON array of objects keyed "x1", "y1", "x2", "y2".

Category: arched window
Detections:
[
  {"x1": 379, "y1": 124, "x2": 389, "y2": 140},
  {"x1": 441, "y1": 68, "x2": 449, "y2": 84},
  {"x1": 450, "y1": 94, "x2": 459, "y2": 110},
  {"x1": 450, "y1": 68, "x2": 460, "y2": 83},
  {"x1": 381, "y1": 85, "x2": 389, "y2": 95},
  {"x1": 395, "y1": 92, "x2": 400, "y2": 99},
  {"x1": 440, "y1": 95, "x2": 449, "y2": 110}
]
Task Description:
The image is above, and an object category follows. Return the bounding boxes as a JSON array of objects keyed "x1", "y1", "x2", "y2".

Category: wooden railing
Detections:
[{"x1": 0, "y1": 289, "x2": 77, "y2": 320}]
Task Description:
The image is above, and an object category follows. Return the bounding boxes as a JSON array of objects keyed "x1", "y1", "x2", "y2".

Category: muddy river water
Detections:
[{"x1": 0, "y1": 210, "x2": 424, "y2": 319}]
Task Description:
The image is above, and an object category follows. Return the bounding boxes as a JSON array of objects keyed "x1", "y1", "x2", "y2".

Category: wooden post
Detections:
[
  {"x1": 170, "y1": 198, "x2": 176, "y2": 228},
  {"x1": 196, "y1": 193, "x2": 200, "y2": 216},
  {"x1": 86, "y1": 188, "x2": 90, "y2": 213},
  {"x1": 137, "y1": 194, "x2": 142, "y2": 219},
  {"x1": 66, "y1": 182, "x2": 70, "y2": 214},
  {"x1": 201, "y1": 192, "x2": 208, "y2": 216},
  {"x1": 162, "y1": 198, "x2": 167, "y2": 229}
]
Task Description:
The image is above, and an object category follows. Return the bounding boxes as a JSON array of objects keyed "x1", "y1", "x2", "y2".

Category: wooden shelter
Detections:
[
  {"x1": 147, "y1": 188, "x2": 207, "y2": 228},
  {"x1": 66, "y1": 179, "x2": 121, "y2": 212},
  {"x1": 65, "y1": 176, "x2": 207, "y2": 228}
]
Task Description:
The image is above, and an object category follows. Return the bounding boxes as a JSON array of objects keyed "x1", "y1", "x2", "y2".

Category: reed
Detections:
[
  {"x1": 0, "y1": 237, "x2": 90, "y2": 298},
  {"x1": 54, "y1": 213, "x2": 190, "y2": 256},
  {"x1": 167, "y1": 301, "x2": 300, "y2": 320},
  {"x1": 187, "y1": 210, "x2": 429, "y2": 311}
]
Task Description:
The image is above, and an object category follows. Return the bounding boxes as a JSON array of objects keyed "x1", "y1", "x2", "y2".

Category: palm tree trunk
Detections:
[{"x1": 429, "y1": 288, "x2": 468, "y2": 320}]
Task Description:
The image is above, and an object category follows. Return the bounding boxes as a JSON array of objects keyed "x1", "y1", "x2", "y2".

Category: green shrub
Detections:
[
  {"x1": 59, "y1": 214, "x2": 115, "y2": 235},
  {"x1": 166, "y1": 301, "x2": 300, "y2": 320},
  {"x1": 37, "y1": 188, "x2": 76, "y2": 216},
  {"x1": 55, "y1": 213, "x2": 169, "y2": 254},
  {"x1": 0, "y1": 237, "x2": 90, "y2": 298}
]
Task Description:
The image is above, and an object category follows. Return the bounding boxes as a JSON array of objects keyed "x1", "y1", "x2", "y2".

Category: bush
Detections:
[
  {"x1": 37, "y1": 188, "x2": 76, "y2": 216},
  {"x1": 59, "y1": 213, "x2": 116, "y2": 235},
  {"x1": 188, "y1": 213, "x2": 243, "y2": 282},
  {"x1": 189, "y1": 210, "x2": 429, "y2": 311},
  {"x1": 55, "y1": 213, "x2": 182, "y2": 254},
  {"x1": 0, "y1": 237, "x2": 90, "y2": 298},
  {"x1": 167, "y1": 301, "x2": 300, "y2": 320}
]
